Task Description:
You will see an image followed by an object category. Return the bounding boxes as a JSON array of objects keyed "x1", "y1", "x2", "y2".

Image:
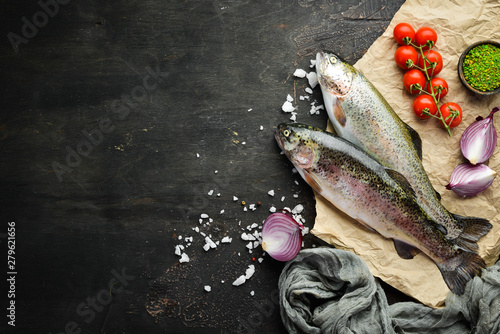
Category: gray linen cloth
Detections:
[{"x1": 279, "y1": 247, "x2": 500, "y2": 334}]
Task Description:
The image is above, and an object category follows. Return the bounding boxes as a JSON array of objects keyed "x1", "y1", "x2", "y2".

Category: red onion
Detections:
[
  {"x1": 460, "y1": 107, "x2": 498, "y2": 165},
  {"x1": 261, "y1": 211, "x2": 304, "y2": 261},
  {"x1": 446, "y1": 163, "x2": 497, "y2": 197}
]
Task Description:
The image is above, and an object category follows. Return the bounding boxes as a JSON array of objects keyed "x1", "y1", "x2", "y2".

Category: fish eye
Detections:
[
  {"x1": 329, "y1": 56, "x2": 337, "y2": 64},
  {"x1": 283, "y1": 129, "x2": 290, "y2": 137}
]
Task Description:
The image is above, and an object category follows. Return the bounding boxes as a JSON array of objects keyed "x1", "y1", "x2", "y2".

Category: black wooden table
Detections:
[{"x1": 1, "y1": 1, "x2": 409, "y2": 333}]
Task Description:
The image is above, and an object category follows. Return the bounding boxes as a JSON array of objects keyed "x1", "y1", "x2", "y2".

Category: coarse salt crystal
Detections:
[
  {"x1": 250, "y1": 291, "x2": 255, "y2": 296},
  {"x1": 220, "y1": 209, "x2": 225, "y2": 214},
  {"x1": 269, "y1": 206, "x2": 276, "y2": 213},
  {"x1": 305, "y1": 87, "x2": 313, "y2": 94},
  {"x1": 281, "y1": 196, "x2": 285, "y2": 202},
  {"x1": 179, "y1": 253, "x2": 189, "y2": 263},
  {"x1": 174, "y1": 245, "x2": 182, "y2": 256},
  {"x1": 268, "y1": 190, "x2": 275, "y2": 196},
  {"x1": 246, "y1": 241, "x2": 253, "y2": 249},
  {"x1": 205, "y1": 236, "x2": 217, "y2": 249},
  {"x1": 196, "y1": 153, "x2": 200, "y2": 158},
  {"x1": 204, "y1": 285, "x2": 211, "y2": 292},
  {"x1": 245, "y1": 265, "x2": 255, "y2": 279},
  {"x1": 200, "y1": 213, "x2": 209, "y2": 219},
  {"x1": 203, "y1": 243, "x2": 210, "y2": 251},
  {"x1": 248, "y1": 108, "x2": 253, "y2": 111},
  {"x1": 232, "y1": 275, "x2": 246, "y2": 286},
  {"x1": 282, "y1": 101, "x2": 295, "y2": 113},
  {"x1": 286, "y1": 94, "x2": 294, "y2": 102},
  {"x1": 290, "y1": 113, "x2": 297, "y2": 122},
  {"x1": 233, "y1": 196, "x2": 239, "y2": 201},
  {"x1": 208, "y1": 189, "x2": 214, "y2": 196},
  {"x1": 250, "y1": 223, "x2": 258, "y2": 229},
  {"x1": 310, "y1": 59, "x2": 316, "y2": 68},
  {"x1": 307, "y1": 72, "x2": 318, "y2": 88},
  {"x1": 258, "y1": 258, "x2": 264, "y2": 263},
  {"x1": 292, "y1": 204, "x2": 304, "y2": 214},
  {"x1": 241, "y1": 233, "x2": 255, "y2": 241},
  {"x1": 249, "y1": 204, "x2": 256, "y2": 211},
  {"x1": 293, "y1": 68, "x2": 307, "y2": 78},
  {"x1": 221, "y1": 236, "x2": 232, "y2": 243}
]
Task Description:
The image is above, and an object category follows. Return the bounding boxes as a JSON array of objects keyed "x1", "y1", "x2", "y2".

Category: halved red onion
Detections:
[
  {"x1": 261, "y1": 211, "x2": 304, "y2": 262},
  {"x1": 460, "y1": 107, "x2": 498, "y2": 165},
  {"x1": 446, "y1": 163, "x2": 497, "y2": 197}
]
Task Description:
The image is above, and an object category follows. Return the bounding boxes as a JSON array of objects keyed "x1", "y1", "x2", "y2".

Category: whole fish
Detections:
[
  {"x1": 315, "y1": 51, "x2": 491, "y2": 250},
  {"x1": 275, "y1": 123, "x2": 487, "y2": 295}
]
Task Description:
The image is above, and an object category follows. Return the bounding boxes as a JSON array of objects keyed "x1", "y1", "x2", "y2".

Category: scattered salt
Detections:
[
  {"x1": 200, "y1": 213, "x2": 209, "y2": 219},
  {"x1": 259, "y1": 125, "x2": 264, "y2": 131},
  {"x1": 290, "y1": 112, "x2": 297, "y2": 122},
  {"x1": 196, "y1": 153, "x2": 200, "y2": 158},
  {"x1": 286, "y1": 94, "x2": 294, "y2": 102},
  {"x1": 282, "y1": 101, "x2": 295, "y2": 113},
  {"x1": 268, "y1": 190, "x2": 275, "y2": 196},
  {"x1": 305, "y1": 87, "x2": 313, "y2": 94},
  {"x1": 232, "y1": 275, "x2": 246, "y2": 286},
  {"x1": 233, "y1": 196, "x2": 239, "y2": 201},
  {"x1": 281, "y1": 196, "x2": 285, "y2": 202},
  {"x1": 246, "y1": 241, "x2": 253, "y2": 249},
  {"x1": 310, "y1": 59, "x2": 316, "y2": 68},
  {"x1": 250, "y1": 291, "x2": 255, "y2": 296},
  {"x1": 245, "y1": 265, "x2": 255, "y2": 279},
  {"x1": 204, "y1": 285, "x2": 211, "y2": 292},
  {"x1": 221, "y1": 236, "x2": 232, "y2": 243},
  {"x1": 248, "y1": 108, "x2": 253, "y2": 111},
  {"x1": 307, "y1": 71, "x2": 318, "y2": 88},
  {"x1": 292, "y1": 204, "x2": 304, "y2": 214},
  {"x1": 179, "y1": 253, "x2": 189, "y2": 263},
  {"x1": 205, "y1": 236, "x2": 217, "y2": 249},
  {"x1": 293, "y1": 68, "x2": 307, "y2": 78},
  {"x1": 250, "y1": 223, "x2": 258, "y2": 229},
  {"x1": 208, "y1": 189, "x2": 214, "y2": 196},
  {"x1": 269, "y1": 206, "x2": 276, "y2": 213},
  {"x1": 220, "y1": 209, "x2": 225, "y2": 214}
]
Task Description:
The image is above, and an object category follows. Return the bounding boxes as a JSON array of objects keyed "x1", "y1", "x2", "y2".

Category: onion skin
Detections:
[
  {"x1": 446, "y1": 163, "x2": 497, "y2": 197},
  {"x1": 460, "y1": 107, "x2": 498, "y2": 165},
  {"x1": 261, "y1": 212, "x2": 304, "y2": 262}
]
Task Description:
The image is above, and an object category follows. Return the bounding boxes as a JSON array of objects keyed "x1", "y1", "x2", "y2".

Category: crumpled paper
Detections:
[{"x1": 311, "y1": 0, "x2": 500, "y2": 308}]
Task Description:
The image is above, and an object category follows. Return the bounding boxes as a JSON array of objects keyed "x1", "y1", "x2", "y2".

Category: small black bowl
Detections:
[{"x1": 457, "y1": 40, "x2": 500, "y2": 96}]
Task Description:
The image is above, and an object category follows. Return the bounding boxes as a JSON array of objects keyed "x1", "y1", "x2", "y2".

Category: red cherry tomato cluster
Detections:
[{"x1": 393, "y1": 23, "x2": 462, "y2": 134}]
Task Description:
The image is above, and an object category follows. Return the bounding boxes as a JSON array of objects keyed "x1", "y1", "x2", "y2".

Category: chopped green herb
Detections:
[{"x1": 462, "y1": 43, "x2": 500, "y2": 92}]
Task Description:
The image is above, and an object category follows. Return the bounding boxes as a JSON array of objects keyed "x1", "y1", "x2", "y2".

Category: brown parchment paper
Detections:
[{"x1": 311, "y1": 0, "x2": 500, "y2": 308}]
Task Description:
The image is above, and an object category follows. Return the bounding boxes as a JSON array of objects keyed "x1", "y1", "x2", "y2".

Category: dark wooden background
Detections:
[{"x1": 0, "y1": 0, "x2": 408, "y2": 333}]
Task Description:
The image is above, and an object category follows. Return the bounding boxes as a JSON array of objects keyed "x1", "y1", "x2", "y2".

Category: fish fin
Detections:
[
  {"x1": 451, "y1": 214, "x2": 492, "y2": 252},
  {"x1": 385, "y1": 169, "x2": 416, "y2": 198},
  {"x1": 302, "y1": 169, "x2": 323, "y2": 194},
  {"x1": 436, "y1": 251, "x2": 486, "y2": 295},
  {"x1": 332, "y1": 98, "x2": 347, "y2": 127},
  {"x1": 393, "y1": 240, "x2": 420, "y2": 259},
  {"x1": 404, "y1": 123, "x2": 423, "y2": 160},
  {"x1": 435, "y1": 190, "x2": 442, "y2": 201},
  {"x1": 355, "y1": 219, "x2": 377, "y2": 233}
]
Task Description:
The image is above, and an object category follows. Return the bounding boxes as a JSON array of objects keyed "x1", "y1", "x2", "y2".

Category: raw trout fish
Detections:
[
  {"x1": 275, "y1": 123, "x2": 488, "y2": 295},
  {"x1": 315, "y1": 51, "x2": 491, "y2": 251}
]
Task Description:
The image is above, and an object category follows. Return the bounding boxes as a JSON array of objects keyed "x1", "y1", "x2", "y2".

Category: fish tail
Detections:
[
  {"x1": 437, "y1": 251, "x2": 486, "y2": 295},
  {"x1": 452, "y1": 214, "x2": 492, "y2": 252}
]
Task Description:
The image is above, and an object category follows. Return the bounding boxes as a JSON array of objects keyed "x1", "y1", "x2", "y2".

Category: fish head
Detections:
[
  {"x1": 275, "y1": 123, "x2": 319, "y2": 170},
  {"x1": 316, "y1": 51, "x2": 354, "y2": 97}
]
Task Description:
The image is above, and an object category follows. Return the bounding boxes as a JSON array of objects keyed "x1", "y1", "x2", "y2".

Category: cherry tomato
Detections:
[
  {"x1": 395, "y1": 45, "x2": 418, "y2": 70},
  {"x1": 426, "y1": 77, "x2": 448, "y2": 99},
  {"x1": 440, "y1": 102, "x2": 462, "y2": 128},
  {"x1": 415, "y1": 27, "x2": 437, "y2": 49},
  {"x1": 417, "y1": 50, "x2": 443, "y2": 76},
  {"x1": 393, "y1": 23, "x2": 415, "y2": 45},
  {"x1": 403, "y1": 69, "x2": 426, "y2": 94},
  {"x1": 412, "y1": 95, "x2": 437, "y2": 119}
]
